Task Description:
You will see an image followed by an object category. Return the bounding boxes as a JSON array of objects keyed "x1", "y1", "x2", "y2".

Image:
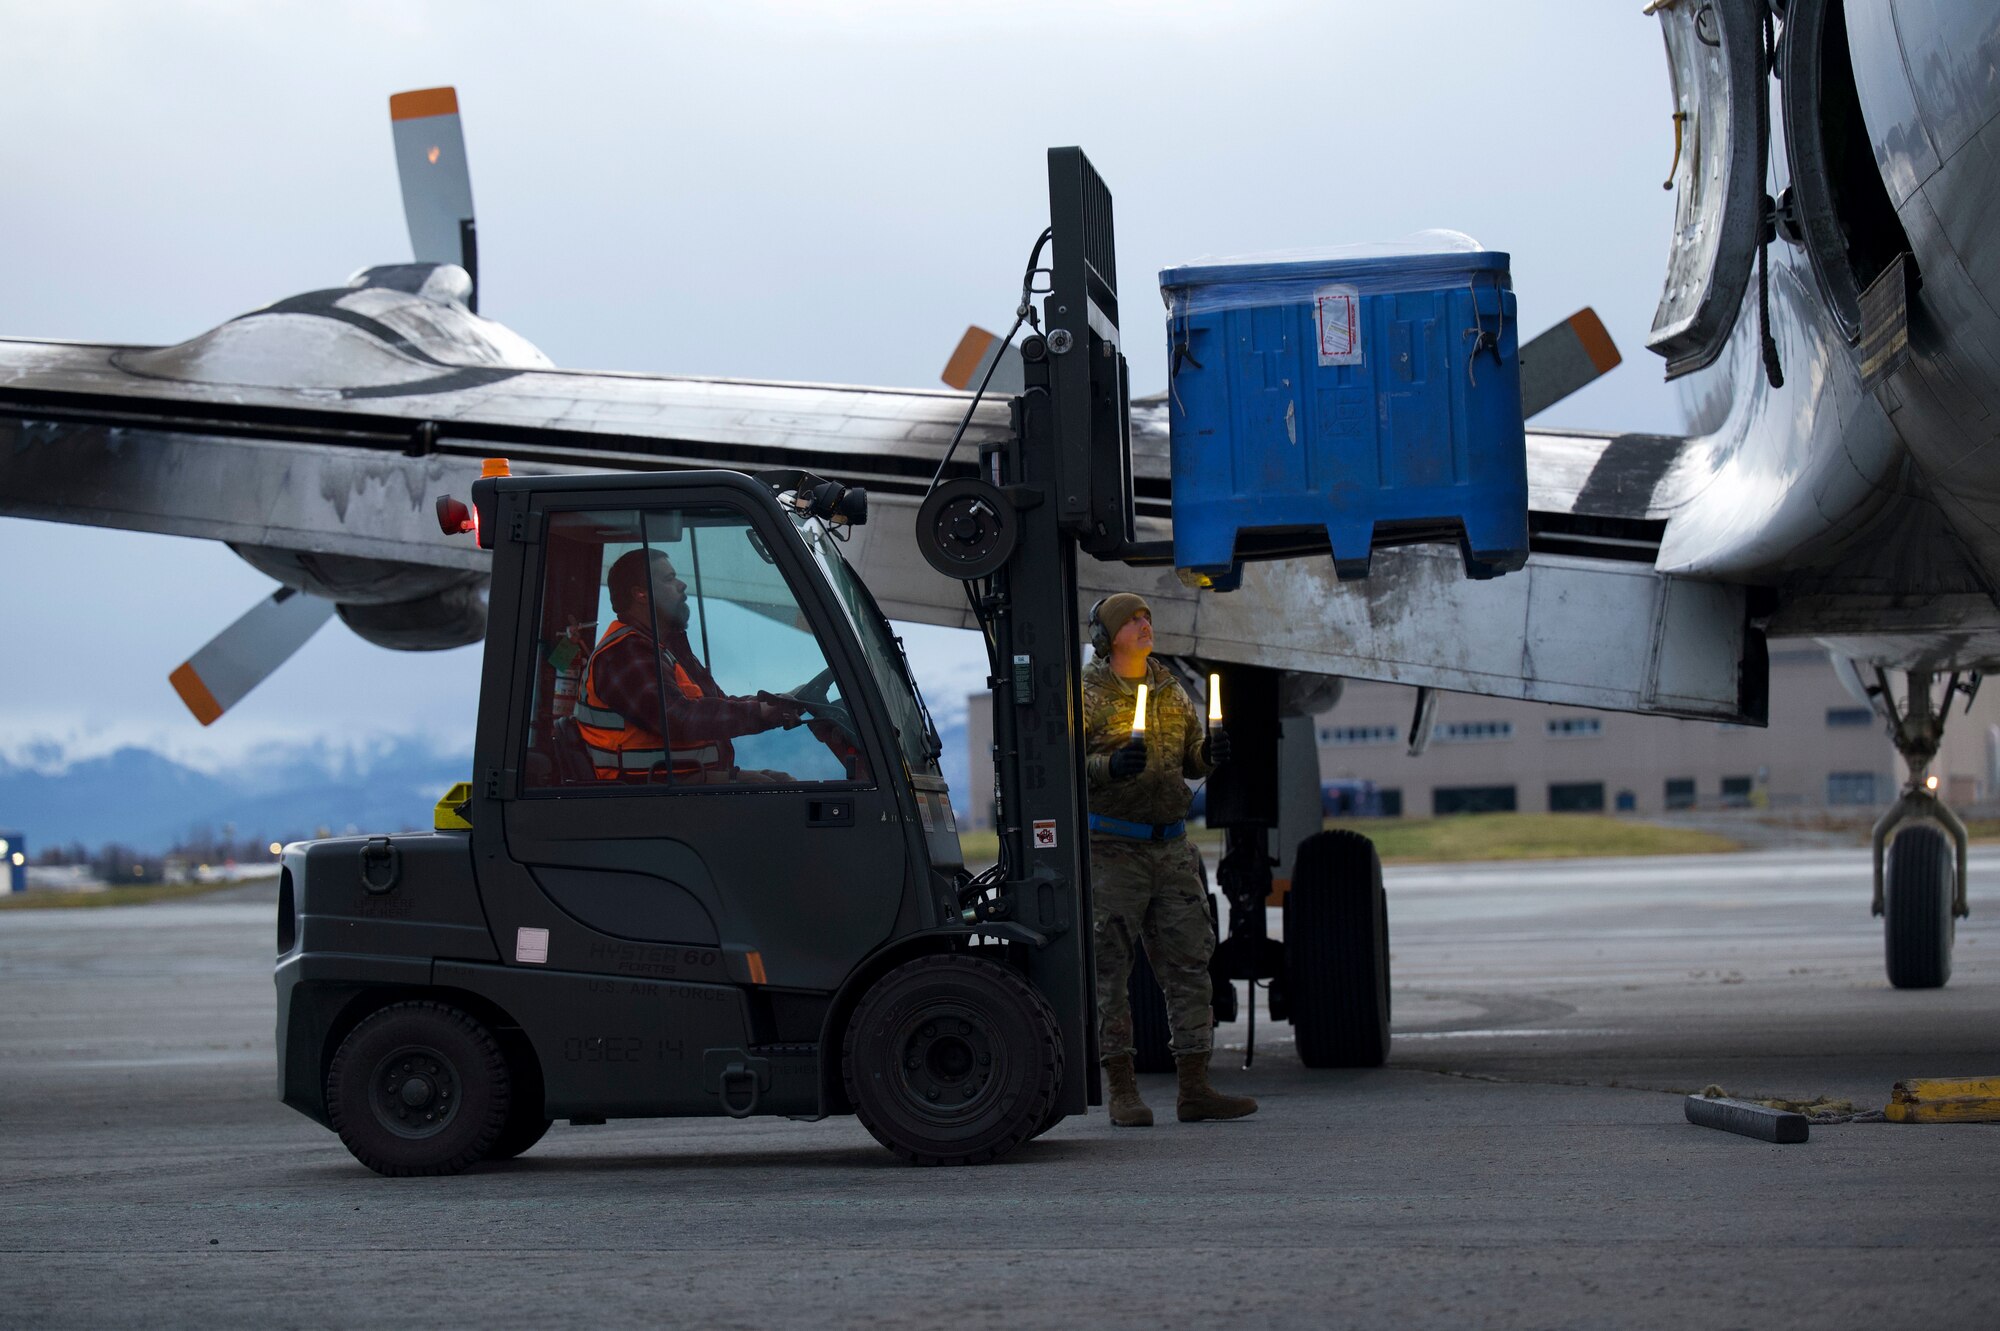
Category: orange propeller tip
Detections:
[{"x1": 390, "y1": 87, "x2": 459, "y2": 122}]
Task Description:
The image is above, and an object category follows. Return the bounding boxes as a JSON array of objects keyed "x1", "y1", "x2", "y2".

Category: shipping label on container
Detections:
[{"x1": 1314, "y1": 284, "x2": 1363, "y2": 366}]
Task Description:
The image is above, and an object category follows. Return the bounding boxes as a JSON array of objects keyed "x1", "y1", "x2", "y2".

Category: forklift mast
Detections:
[{"x1": 932, "y1": 148, "x2": 1138, "y2": 1115}]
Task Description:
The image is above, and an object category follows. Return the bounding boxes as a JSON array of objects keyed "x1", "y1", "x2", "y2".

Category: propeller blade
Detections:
[
  {"x1": 168, "y1": 588, "x2": 336, "y2": 726},
  {"x1": 389, "y1": 86, "x2": 479, "y2": 310},
  {"x1": 1520, "y1": 307, "x2": 1622, "y2": 418},
  {"x1": 941, "y1": 326, "x2": 1024, "y2": 395}
]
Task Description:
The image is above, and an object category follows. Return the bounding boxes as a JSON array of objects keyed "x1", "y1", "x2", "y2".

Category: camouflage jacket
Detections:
[{"x1": 1082, "y1": 655, "x2": 1211, "y2": 825}]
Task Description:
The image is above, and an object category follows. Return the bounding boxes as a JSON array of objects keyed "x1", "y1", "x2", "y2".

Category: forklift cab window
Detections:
[
  {"x1": 523, "y1": 506, "x2": 871, "y2": 791},
  {"x1": 797, "y1": 513, "x2": 943, "y2": 779}
]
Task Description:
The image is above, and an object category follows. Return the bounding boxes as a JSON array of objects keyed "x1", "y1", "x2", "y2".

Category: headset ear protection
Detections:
[{"x1": 1088, "y1": 596, "x2": 1111, "y2": 659}]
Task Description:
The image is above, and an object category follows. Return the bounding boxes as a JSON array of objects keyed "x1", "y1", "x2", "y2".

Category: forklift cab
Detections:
[
  {"x1": 276, "y1": 469, "x2": 1090, "y2": 1173},
  {"x1": 476, "y1": 470, "x2": 961, "y2": 982}
]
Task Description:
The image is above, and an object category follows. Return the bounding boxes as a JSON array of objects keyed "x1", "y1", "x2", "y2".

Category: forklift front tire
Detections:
[
  {"x1": 326, "y1": 1001, "x2": 512, "y2": 1177},
  {"x1": 842, "y1": 954, "x2": 1063, "y2": 1166}
]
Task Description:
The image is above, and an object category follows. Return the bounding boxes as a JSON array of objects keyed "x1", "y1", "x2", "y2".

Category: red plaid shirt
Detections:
[{"x1": 588, "y1": 620, "x2": 772, "y2": 747}]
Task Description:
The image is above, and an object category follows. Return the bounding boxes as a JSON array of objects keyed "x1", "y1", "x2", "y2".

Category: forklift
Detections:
[{"x1": 275, "y1": 150, "x2": 1138, "y2": 1171}]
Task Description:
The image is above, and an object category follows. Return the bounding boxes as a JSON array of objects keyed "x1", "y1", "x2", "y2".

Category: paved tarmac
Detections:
[{"x1": 2, "y1": 847, "x2": 1997, "y2": 1329}]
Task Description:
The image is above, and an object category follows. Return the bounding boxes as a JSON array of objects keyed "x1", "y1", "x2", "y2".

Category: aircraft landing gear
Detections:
[
  {"x1": 1203, "y1": 664, "x2": 1391, "y2": 1067},
  {"x1": 1868, "y1": 669, "x2": 1973, "y2": 989}
]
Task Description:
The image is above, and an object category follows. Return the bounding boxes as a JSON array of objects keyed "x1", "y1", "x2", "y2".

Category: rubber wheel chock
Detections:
[{"x1": 1684, "y1": 1094, "x2": 1809, "y2": 1143}]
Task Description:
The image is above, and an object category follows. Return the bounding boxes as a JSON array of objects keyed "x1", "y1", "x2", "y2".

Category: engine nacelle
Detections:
[
  {"x1": 336, "y1": 580, "x2": 487, "y2": 651},
  {"x1": 230, "y1": 544, "x2": 487, "y2": 650}
]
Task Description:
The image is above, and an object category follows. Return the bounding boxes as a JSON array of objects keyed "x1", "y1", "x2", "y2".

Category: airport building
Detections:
[
  {"x1": 961, "y1": 649, "x2": 2000, "y2": 826},
  {"x1": 1318, "y1": 648, "x2": 2000, "y2": 816}
]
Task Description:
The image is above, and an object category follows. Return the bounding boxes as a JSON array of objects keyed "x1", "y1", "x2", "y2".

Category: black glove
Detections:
[
  {"x1": 1204, "y1": 727, "x2": 1232, "y2": 769},
  {"x1": 1108, "y1": 739, "x2": 1148, "y2": 780},
  {"x1": 756, "y1": 691, "x2": 806, "y2": 729}
]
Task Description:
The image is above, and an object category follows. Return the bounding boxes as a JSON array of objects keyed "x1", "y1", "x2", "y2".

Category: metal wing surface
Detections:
[{"x1": 0, "y1": 318, "x2": 1758, "y2": 723}]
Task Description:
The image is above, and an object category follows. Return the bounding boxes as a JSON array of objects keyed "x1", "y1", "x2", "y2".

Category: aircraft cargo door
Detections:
[{"x1": 1649, "y1": 0, "x2": 1767, "y2": 378}]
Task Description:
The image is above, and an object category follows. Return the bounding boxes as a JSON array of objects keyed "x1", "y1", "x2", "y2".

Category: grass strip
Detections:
[{"x1": 0, "y1": 879, "x2": 270, "y2": 911}]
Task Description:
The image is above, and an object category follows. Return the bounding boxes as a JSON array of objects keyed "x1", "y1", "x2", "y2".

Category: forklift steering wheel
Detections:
[
  {"x1": 801, "y1": 699, "x2": 857, "y2": 737},
  {"x1": 772, "y1": 669, "x2": 859, "y2": 750},
  {"x1": 781, "y1": 696, "x2": 860, "y2": 762},
  {"x1": 787, "y1": 665, "x2": 840, "y2": 706}
]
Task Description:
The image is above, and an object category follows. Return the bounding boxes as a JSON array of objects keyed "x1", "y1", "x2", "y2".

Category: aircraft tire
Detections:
[
  {"x1": 843, "y1": 954, "x2": 1062, "y2": 1165},
  {"x1": 325, "y1": 1001, "x2": 511, "y2": 1177},
  {"x1": 1885, "y1": 822, "x2": 1955, "y2": 990},
  {"x1": 1286, "y1": 830, "x2": 1391, "y2": 1068}
]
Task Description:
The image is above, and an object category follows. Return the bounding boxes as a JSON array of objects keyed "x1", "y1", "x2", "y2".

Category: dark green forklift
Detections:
[{"x1": 275, "y1": 150, "x2": 1133, "y2": 1171}]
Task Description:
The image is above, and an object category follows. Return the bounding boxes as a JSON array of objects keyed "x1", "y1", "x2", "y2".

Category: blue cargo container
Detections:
[{"x1": 1159, "y1": 247, "x2": 1528, "y2": 583}]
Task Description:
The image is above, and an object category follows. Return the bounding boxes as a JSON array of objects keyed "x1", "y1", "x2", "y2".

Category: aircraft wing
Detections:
[{"x1": 0, "y1": 330, "x2": 1759, "y2": 723}]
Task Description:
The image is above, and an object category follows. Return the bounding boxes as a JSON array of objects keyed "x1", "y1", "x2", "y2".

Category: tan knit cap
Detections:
[{"x1": 1093, "y1": 593, "x2": 1152, "y2": 654}]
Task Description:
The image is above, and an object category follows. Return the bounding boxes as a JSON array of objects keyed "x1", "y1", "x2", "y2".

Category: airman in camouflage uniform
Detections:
[{"x1": 1085, "y1": 592, "x2": 1257, "y2": 1126}]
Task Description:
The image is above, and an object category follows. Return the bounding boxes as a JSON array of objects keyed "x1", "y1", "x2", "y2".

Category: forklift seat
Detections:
[{"x1": 549, "y1": 714, "x2": 599, "y2": 786}]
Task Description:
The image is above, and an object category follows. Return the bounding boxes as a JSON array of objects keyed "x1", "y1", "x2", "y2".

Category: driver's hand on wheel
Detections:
[
  {"x1": 1109, "y1": 739, "x2": 1148, "y2": 780},
  {"x1": 755, "y1": 697, "x2": 805, "y2": 730}
]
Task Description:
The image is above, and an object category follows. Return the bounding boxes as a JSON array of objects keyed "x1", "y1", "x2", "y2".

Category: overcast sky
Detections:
[{"x1": 0, "y1": 0, "x2": 1690, "y2": 770}]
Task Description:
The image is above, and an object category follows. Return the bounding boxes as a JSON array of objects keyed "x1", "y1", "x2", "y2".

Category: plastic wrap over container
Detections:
[{"x1": 1159, "y1": 232, "x2": 1528, "y2": 585}]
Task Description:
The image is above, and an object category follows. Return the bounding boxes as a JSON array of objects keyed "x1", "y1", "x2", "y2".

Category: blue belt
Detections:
[{"x1": 1088, "y1": 813, "x2": 1186, "y2": 842}]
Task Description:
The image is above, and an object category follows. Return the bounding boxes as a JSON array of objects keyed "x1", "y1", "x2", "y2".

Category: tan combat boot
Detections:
[
  {"x1": 1103, "y1": 1054, "x2": 1154, "y2": 1127},
  {"x1": 1175, "y1": 1052, "x2": 1258, "y2": 1122}
]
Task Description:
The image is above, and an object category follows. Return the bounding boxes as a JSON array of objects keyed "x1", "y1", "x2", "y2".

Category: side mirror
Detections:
[{"x1": 436, "y1": 495, "x2": 475, "y2": 537}]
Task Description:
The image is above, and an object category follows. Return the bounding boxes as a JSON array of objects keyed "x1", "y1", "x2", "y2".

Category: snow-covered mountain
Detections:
[
  {"x1": 0, "y1": 717, "x2": 968, "y2": 854},
  {"x1": 0, "y1": 738, "x2": 475, "y2": 852}
]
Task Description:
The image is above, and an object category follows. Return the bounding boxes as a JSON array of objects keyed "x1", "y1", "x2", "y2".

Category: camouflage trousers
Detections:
[{"x1": 1092, "y1": 834, "x2": 1215, "y2": 1060}]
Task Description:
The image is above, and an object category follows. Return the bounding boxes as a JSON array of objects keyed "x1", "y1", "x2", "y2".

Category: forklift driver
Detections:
[{"x1": 573, "y1": 548, "x2": 804, "y2": 783}]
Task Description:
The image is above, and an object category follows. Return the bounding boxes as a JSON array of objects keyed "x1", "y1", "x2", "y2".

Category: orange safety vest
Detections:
[{"x1": 572, "y1": 621, "x2": 725, "y2": 780}]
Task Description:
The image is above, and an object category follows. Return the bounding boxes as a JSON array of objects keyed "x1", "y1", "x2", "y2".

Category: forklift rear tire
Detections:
[
  {"x1": 326, "y1": 1001, "x2": 512, "y2": 1176},
  {"x1": 487, "y1": 1033, "x2": 552, "y2": 1162},
  {"x1": 488, "y1": 1109, "x2": 552, "y2": 1162},
  {"x1": 1885, "y1": 822, "x2": 1955, "y2": 990},
  {"x1": 1286, "y1": 830, "x2": 1391, "y2": 1068},
  {"x1": 842, "y1": 954, "x2": 1063, "y2": 1165}
]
